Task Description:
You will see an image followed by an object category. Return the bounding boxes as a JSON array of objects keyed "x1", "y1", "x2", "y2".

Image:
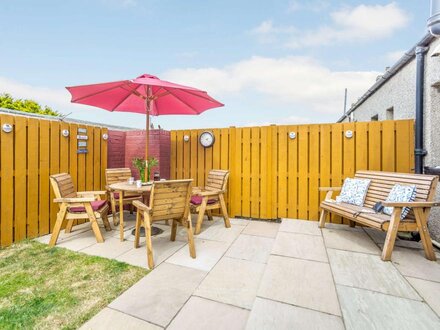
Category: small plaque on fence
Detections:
[
  {"x1": 77, "y1": 135, "x2": 88, "y2": 140},
  {"x1": 78, "y1": 128, "x2": 87, "y2": 133},
  {"x1": 77, "y1": 149, "x2": 88, "y2": 154},
  {"x1": 78, "y1": 141, "x2": 87, "y2": 147}
]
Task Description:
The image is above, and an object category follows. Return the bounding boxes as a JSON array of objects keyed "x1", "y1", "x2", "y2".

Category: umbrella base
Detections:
[{"x1": 131, "y1": 226, "x2": 164, "y2": 237}]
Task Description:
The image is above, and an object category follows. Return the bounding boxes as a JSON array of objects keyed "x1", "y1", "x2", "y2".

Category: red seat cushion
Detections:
[
  {"x1": 190, "y1": 196, "x2": 217, "y2": 205},
  {"x1": 69, "y1": 200, "x2": 107, "y2": 213}
]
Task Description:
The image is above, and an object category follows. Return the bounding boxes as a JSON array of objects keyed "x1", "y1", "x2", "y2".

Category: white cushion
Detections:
[
  {"x1": 336, "y1": 178, "x2": 371, "y2": 206},
  {"x1": 383, "y1": 184, "x2": 417, "y2": 219}
]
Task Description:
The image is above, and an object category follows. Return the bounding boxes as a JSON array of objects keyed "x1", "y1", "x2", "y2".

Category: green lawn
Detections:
[{"x1": 0, "y1": 240, "x2": 148, "y2": 330}]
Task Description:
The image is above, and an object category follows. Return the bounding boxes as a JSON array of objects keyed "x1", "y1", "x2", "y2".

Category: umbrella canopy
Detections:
[{"x1": 66, "y1": 73, "x2": 223, "y2": 169}]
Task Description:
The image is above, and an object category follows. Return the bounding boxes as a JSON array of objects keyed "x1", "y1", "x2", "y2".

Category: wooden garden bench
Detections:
[
  {"x1": 319, "y1": 170, "x2": 439, "y2": 261},
  {"x1": 190, "y1": 169, "x2": 231, "y2": 235}
]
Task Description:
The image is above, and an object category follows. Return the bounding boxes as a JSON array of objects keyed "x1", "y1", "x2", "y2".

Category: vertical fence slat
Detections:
[
  {"x1": 27, "y1": 118, "x2": 39, "y2": 238},
  {"x1": 242, "y1": 128, "x2": 251, "y2": 217},
  {"x1": 1, "y1": 115, "x2": 14, "y2": 246},
  {"x1": 278, "y1": 126, "x2": 288, "y2": 218},
  {"x1": 49, "y1": 121, "x2": 60, "y2": 232},
  {"x1": 287, "y1": 125, "x2": 298, "y2": 219},
  {"x1": 298, "y1": 125, "x2": 309, "y2": 220},
  {"x1": 309, "y1": 125, "x2": 320, "y2": 220},
  {"x1": 93, "y1": 127, "x2": 101, "y2": 190},
  {"x1": 251, "y1": 127, "x2": 260, "y2": 218},
  {"x1": 170, "y1": 131, "x2": 177, "y2": 179},
  {"x1": 14, "y1": 116, "x2": 27, "y2": 241},
  {"x1": 382, "y1": 121, "x2": 395, "y2": 172}
]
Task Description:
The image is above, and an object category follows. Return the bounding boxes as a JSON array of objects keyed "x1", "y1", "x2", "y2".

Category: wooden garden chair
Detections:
[
  {"x1": 49, "y1": 173, "x2": 111, "y2": 247},
  {"x1": 105, "y1": 168, "x2": 143, "y2": 225},
  {"x1": 132, "y1": 179, "x2": 196, "y2": 269},
  {"x1": 190, "y1": 169, "x2": 231, "y2": 235}
]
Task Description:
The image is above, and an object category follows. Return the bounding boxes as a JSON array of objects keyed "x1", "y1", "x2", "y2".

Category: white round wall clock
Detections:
[{"x1": 199, "y1": 131, "x2": 215, "y2": 148}]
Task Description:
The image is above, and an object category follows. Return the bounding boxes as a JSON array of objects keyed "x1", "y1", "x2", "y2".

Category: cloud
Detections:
[
  {"x1": 163, "y1": 55, "x2": 379, "y2": 115},
  {"x1": 253, "y1": 2, "x2": 409, "y2": 48},
  {"x1": 386, "y1": 50, "x2": 406, "y2": 63},
  {"x1": 250, "y1": 20, "x2": 297, "y2": 44}
]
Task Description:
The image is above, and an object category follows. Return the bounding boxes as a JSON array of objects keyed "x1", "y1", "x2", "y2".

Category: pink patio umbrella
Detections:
[{"x1": 66, "y1": 73, "x2": 223, "y2": 162}]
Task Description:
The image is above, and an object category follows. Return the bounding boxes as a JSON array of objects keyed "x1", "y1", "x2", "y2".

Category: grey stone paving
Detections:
[{"x1": 37, "y1": 213, "x2": 440, "y2": 329}]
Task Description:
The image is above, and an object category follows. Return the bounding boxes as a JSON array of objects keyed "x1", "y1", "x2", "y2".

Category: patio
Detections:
[{"x1": 36, "y1": 213, "x2": 440, "y2": 329}]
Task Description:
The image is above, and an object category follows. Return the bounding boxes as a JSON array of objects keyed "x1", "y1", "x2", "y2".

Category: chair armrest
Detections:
[
  {"x1": 194, "y1": 190, "x2": 223, "y2": 197},
  {"x1": 54, "y1": 197, "x2": 95, "y2": 203},
  {"x1": 77, "y1": 191, "x2": 107, "y2": 196},
  {"x1": 382, "y1": 201, "x2": 440, "y2": 208},
  {"x1": 132, "y1": 200, "x2": 152, "y2": 213},
  {"x1": 319, "y1": 187, "x2": 342, "y2": 192}
]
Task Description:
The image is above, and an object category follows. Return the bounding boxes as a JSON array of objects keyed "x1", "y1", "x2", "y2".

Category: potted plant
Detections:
[
  {"x1": 146, "y1": 156, "x2": 159, "y2": 182},
  {"x1": 132, "y1": 157, "x2": 146, "y2": 182}
]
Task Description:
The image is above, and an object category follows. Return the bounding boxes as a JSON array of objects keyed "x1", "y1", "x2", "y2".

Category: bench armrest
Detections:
[
  {"x1": 132, "y1": 200, "x2": 152, "y2": 213},
  {"x1": 382, "y1": 201, "x2": 440, "y2": 208},
  {"x1": 319, "y1": 187, "x2": 342, "y2": 192},
  {"x1": 54, "y1": 197, "x2": 95, "y2": 203},
  {"x1": 194, "y1": 190, "x2": 223, "y2": 197}
]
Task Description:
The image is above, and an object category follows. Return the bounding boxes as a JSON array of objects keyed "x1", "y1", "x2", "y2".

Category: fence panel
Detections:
[
  {"x1": 170, "y1": 120, "x2": 415, "y2": 221},
  {"x1": 0, "y1": 113, "x2": 108, "y2": 247}
]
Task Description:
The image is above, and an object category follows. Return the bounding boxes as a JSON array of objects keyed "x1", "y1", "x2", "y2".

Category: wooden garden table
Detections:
[{"x1": 109, "y1": 182, "x2": 152, "y2": 241}]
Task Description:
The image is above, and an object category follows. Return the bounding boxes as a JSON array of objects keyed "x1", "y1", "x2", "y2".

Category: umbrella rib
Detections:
[
  {"x1": 166, "y1": 89, "x2": 199, "y2": 114},
  {"x1": 71, "y1": 83, "x2": 127, "y2": 102}
]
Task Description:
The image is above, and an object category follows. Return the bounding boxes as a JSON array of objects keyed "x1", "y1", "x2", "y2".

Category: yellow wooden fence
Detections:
[
  {"x1": 170, "y1": 120, "x2": 414, "y2": 221},
  {"x1": 0, "y1": 113, "x2": 108, "y2": 247}
]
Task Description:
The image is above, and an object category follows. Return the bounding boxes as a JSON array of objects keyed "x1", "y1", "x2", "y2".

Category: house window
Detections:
[
  {"x1": 386, "y1": 107, "x2": 394, "y2": 120},
  {"x1": 371, "y1": 114, "x2": 379, "y2": 121}
]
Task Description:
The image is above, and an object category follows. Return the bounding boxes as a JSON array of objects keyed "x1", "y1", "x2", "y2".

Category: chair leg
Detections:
[
  {"x1": 207, "y1": 210, "x2": 213, "y2": 221},
  {"x1": 85, "y1": 203, "x2": 104, "y2": 243},
  {"x1": 195, "y1": 199, "x2": 208, "y2": 235},
  {"x1": 349, "y1": 220, "x2": 356, "y2": 228},
  {"x1": 65, "y1": 219, "x2": 75, "y2": 233},
  {"x1": 49, "y1": 204, "x2": 67, "y2": 247},
  {"x1": 171, "y1": 220, "x2": 177, "y2": 241},
  {"x1": 129, "y1": 203, "x2": 134, "y2": 215},
  {"x1": 134, "y1": 209, "x2": 142, "y2": 248},
  {"x1": 414, "y1": 208, "x2": 437, "y2": 261},
  {"x1": 102, "y1": 210, "x2": 112, "y2": 231},
  {"x1": 219, "y1": 194, "x2": 231, "y2": 229},
  {"x1": 381, "y1": 208, "x2": 402, "y2": 261},
  {"x1": 318, "y1": 210, "x2": 327, "y2": 228},
  {"x1": 144, "y1": 213, "x2": 154, "y2": 269},
  {"x1": 186, "y1": 214, "x2": 196, "y2": 259},
  {"x1": 110, "y1": 193, "x2": 118, "y2": 226}
]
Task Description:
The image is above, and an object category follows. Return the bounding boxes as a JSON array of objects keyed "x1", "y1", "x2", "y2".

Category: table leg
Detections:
[{"x1": 119, "y1": 190, "x2": 124, "y2": 241}]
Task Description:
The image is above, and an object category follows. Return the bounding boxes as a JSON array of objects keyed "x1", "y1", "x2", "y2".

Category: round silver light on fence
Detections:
[
  {"x1": 288, "y1": 132, "x2": 296, "y2": 139},
  {"x1": 62, "y1": 129, "x2": 70, "y2": 137},
  {"x1": 184, "y1": 135, "x2": 190, "y2": 142},
  {"x1": 2, "y1": 123, "x2": 13, "y2": 133},
  {"x1": 345, "y1": 130, "x2": 353, "y2": 139},
  {"x1": 102, "y1": 133, "x2": 109, "y2": 140}
]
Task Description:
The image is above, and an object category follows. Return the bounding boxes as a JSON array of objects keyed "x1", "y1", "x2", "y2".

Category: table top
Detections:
[{"x1": 109, "y1": 182, "x2": 152, "y2": 193}]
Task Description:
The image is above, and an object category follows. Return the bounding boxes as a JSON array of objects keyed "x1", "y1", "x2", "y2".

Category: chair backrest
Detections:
[
  {"x1": 205, "y1": 170, "x2": 229, "y2": 192},
  {"x1": 105, "y1": 168, "x2": 133, "y2": 186},
  {"x1": 149, "y1": 179, "x2": 193, "y2": 221},
  {"x1": 354, "y1": 170, "x2": 438, "y2": 220},
  {"x1": 50, "y1": 173, "x2": 77, "y2": 199}
]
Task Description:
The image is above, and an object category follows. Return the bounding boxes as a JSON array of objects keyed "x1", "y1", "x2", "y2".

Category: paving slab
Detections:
[
  {"x1": 363, "y1": 228, "x2": 424, "y2": 250},
  {"x1": 327, "y1": 248, "x2": 420, "y2": 300},
  {"x1": 323, "y1": 222, "x2": 364, "y2": 232},
  {"x1": 225, "y1": 234, "x2": 274, "y2": 264},
  {"x1": 79, "y1": 307, "x2": 162, "y2": 330},
  {"x1": 389, "y1": 246, "x2": 440, "y2": 282},
  {"x1": 79, "y1": 237, "x2": 134, "y2": 259},
  {"x1": 337, "y1": 285, "x2": 440, "y2": 330},
  {"x1": 116, "y1": 237, "x2": 186, "y2": 269},
  {"x1": 167, "y1": 296, "x2": 249, "y2": 330},
  {"x1": 258, "y1": 255, "x2": 341, "y2": 316},
  {"x1": 166, "y1": 239, "x2": 231, "y2": 272},
  {"x1": 279, "y1": 219, "x2": 321, "y2": 236},
  {"x1": 230, "y1": 218, "x2": 251, "y2": 226},
  {"x1": 242, "y1": 221, "x2": 280, "y2": 238},
  {"x1": 53, "y1": 229, "x2": 114, "y2": 252},
  {"x1": 246, "y1": 297, "x2": 344, "y2": 330},
  {"x1": 109, "y1": 262, "x2": 206, "y2": 327},
  {"x1": 196, "y1": 223, "x2": 245, "y2": 243},
  {"x1": 406, "y1": 276, "x2": 440, "y2": 317},
  {"x1": 272, "y1": 231, "x2": 328, "y2": 262},
  {"x1": 195, "y1": 257, "x2": 265, "y2": 309},
  {"x1": 322, "y1": 227, "x2": 380, "y2": 255}
]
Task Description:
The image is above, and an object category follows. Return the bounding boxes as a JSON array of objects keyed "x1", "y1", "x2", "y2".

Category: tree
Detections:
[{"x1": 0, "y1": 93, "x2": 60, "y2": 116}]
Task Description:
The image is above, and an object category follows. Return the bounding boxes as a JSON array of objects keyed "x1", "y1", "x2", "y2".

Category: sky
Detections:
[{"x1": 0, "y1": 1, "x2": 431, "y2": 129}]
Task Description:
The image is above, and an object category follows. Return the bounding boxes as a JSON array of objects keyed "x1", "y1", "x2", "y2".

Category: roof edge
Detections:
[{"x1": 337, "y1": 33, "x2": 435, "y2": 123}]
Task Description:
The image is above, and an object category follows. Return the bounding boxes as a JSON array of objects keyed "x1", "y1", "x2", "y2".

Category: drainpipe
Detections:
[{"x1": 414, "y1": 46, "x2": 428, "y2": 174}]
